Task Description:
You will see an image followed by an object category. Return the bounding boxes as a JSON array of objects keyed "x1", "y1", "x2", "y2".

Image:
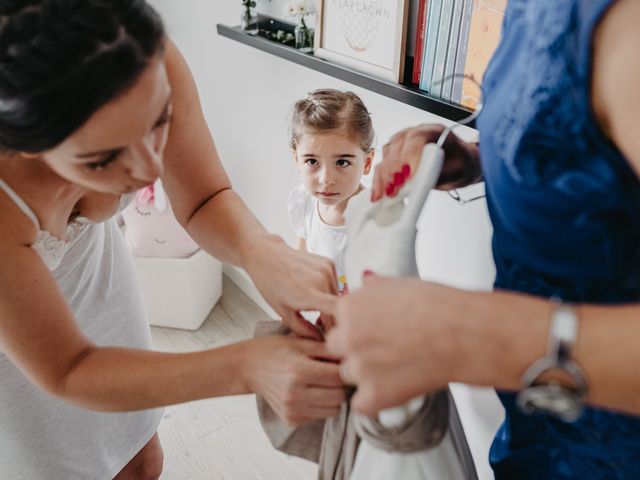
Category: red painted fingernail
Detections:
[
  {"x1": 386, "y1": 182, "x2": 395, "y2": 196},
  {"x1": 393, "y1": 171, "x2": 403, "y2": 186},
  {"x1": 402, "y1": 164, "x2": 411, "y2": 180},
  {"x1": 363, "y1": 270, "x2": 374, "y2": 277}
]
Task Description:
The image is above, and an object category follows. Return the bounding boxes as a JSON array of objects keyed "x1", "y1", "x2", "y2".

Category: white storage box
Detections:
[{"x1": 134, "y1": 249, "x2": 223, "y2": 330}]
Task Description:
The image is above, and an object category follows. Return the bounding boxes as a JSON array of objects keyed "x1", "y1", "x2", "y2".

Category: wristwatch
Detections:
[{"x1": 516, "y1": 300, "x2": 588, "y2": 422}]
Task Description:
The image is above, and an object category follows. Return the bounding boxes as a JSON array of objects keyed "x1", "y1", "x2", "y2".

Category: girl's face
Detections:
[
  {"x1": 293, "y1": 129, "x2": 374, "y2": 208},
  {"x1": 36, "y1": 58, "x2": 172, "y2": 195}
]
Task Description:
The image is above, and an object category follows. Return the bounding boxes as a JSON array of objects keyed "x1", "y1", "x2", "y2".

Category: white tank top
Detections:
[{"x1": 0, "y1": 179, "x2": 162, "y2": 479}]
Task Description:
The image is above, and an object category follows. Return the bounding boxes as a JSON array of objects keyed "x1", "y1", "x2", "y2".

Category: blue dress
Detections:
[{"x1": 476, "y1": 1, "x2": 640, "y2": 478}]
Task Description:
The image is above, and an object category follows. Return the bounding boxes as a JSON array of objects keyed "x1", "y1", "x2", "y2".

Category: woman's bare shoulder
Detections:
[
  {"x1": 0, "y1": 190, "x2": 38, "y2": 249},
  {"x1": 592, "y1": 0, "x2": 640, "y2": 175}
]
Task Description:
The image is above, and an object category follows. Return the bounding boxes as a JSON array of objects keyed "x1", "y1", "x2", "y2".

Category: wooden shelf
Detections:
[{"x1": 216, "y1": 24, "x2": 475, "y2": 125}]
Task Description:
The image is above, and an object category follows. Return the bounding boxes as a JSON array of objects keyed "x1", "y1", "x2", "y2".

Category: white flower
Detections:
[
  {"x1": 283, "y1": 0, "x2": 316, "y2": 19},
  {"x1": 283, "y1": 1, "x2": 297, "y2": 17}
]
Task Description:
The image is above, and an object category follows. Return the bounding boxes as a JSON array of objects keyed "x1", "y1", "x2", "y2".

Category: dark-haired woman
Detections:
[{"x1": 0, "y1": 2, "x2": 343, "y2": 478}]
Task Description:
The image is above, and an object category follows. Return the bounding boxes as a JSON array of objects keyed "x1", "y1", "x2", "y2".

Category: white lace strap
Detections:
[{"x1": 0, "y1": 178, "x2": 41, "y2": 229}]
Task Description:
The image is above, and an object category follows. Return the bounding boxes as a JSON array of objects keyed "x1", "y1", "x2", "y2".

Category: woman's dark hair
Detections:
[
  {"x1": 0, "y1": 0, "x2": 165, "y2": 152},
  {"x1": 290, "y1": 89, "x2": 375, "y2": 152}
]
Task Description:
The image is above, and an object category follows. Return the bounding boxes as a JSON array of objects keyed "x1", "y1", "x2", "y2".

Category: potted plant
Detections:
[
  {"x1": 241, "y1": 0, "x2": 258, "y2": 34},
  {"x1": 283, "y1": 0, "x2": 316, "y2": 53}
]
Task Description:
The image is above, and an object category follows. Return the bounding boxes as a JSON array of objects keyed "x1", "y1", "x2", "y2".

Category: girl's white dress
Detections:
[{"x1": 288, "y1": 184, "x2": 348, "y2": 290}]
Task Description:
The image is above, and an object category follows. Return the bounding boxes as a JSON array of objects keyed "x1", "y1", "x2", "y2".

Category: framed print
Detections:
[{"x1": 314, "y1": 0, "x2": 410, "y2": 83}]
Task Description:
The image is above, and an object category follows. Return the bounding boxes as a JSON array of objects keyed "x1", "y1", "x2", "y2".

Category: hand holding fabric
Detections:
[
  {"x1": 244, "y1": 237, "x2": 339, "y2": 340},
  {"x1": 326, "y1": 274, "x2": 470, "y2": 416},
  {"x1": 244, "y1": 334, "x2": 346, "y2": 425}
]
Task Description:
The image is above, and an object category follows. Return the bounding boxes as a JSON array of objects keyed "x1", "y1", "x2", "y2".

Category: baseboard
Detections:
[{"x1": 223, "y1": 265, "x2": 278, "y2": 319}]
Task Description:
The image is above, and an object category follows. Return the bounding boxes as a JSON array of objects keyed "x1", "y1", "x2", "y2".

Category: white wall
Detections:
[
  {"x1": 150, "y1": 0, "x2": 495, "y2": 295},
  {"x1": 149, "y1": 2, "x2": 502, "y2": 477},
  {"x1": 255, "y1": 0, "x2": 293, "y2": 19}
]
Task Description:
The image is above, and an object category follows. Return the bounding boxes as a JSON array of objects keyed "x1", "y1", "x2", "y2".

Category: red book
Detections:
[{"x1": 412, "y1": 0, "x2": 429, "y2": 85}]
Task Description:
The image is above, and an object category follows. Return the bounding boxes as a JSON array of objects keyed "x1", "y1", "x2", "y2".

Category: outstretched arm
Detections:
[
  {"x1": 0, "y1": 222, "x2": 343, "y2": 417},
  {"x1": 327, "y1": 276, "x2": 640, "y2": 416},
  {"x1": 160, "y1": 40, "x2": 337, "y2": 338}
]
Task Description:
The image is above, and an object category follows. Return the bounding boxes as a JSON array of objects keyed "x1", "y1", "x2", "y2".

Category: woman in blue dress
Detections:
[{"x1": 327, "y1": 0, "x2": 640, "y2": 478}]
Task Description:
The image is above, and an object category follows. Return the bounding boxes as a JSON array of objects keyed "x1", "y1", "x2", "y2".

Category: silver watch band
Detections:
[{"x1": 516, "y1": 299, "x2": 588, "y2": 422}]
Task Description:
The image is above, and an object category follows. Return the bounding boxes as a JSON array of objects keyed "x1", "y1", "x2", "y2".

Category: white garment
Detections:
[
  {"x1": 350, "y1": 429, "x2": 467, "y2": 480},
  {"x1": 287, "y1": 184, "x2": 348, "y2": 289},
  {"x1": 0, "y1": 179, "x2": 162, "y2": 480}
]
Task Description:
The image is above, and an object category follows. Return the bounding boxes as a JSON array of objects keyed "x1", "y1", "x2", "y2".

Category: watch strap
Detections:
[{"x1": 517, "y1": 299, "x2": 588, "y2": 422}]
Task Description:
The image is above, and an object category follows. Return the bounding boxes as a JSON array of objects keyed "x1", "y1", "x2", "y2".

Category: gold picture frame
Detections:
[{"x1": 314, "y1": 0, "x2": 411, "y2": 83}]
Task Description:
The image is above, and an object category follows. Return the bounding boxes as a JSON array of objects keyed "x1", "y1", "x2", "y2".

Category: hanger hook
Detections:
[
  {"x1": 433, "y1": 73, "x2": 484, "y2": 148},
  {"x1": 429, "y1": 74, "x2": 486, "y2": 205}
]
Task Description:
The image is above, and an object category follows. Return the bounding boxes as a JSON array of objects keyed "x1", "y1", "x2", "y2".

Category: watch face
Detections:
[
  {"x1": 533, "y1": 390, "x2": 578, "y2": 412},
  {"x1": 517, "y1": 384, "x2": 584, "y2": 422}
]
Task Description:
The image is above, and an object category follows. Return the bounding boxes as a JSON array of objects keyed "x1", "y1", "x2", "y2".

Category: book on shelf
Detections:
[
  {"x1": 416, "y1": 0, "x2": 506, "y2": 110},
  {"x1": 411, "y1": 0, "x2": 429, "y2": 85},
  {"x1": 441, "y1": 0, "x2": 465, "y2": 101},
  {"x1": 419, "y1": 0, "x2": 442, "y2": 93},
  {"x1": 458, "y1": 0, "x2": 507, "y2": 109},
  {"x1": 451, "y1": 0, "x2": 473, "y2": 104},
  {"x1": 430, "y1": 0, "x2": 455, "y2": 99}
]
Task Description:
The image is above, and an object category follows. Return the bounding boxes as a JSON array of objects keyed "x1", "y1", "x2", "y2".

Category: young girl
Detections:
[
  {"x1": 258, "y1": 90, "x2": 454, "y2": 479},
  {"x1": 259, "y1": 89, "x2": 375, "y2": 478},
  {"x1": 287, "y1": 89, "x2": 375, "y2": 296}
]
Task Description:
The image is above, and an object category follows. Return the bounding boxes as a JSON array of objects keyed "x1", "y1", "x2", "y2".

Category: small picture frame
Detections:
[{"x1": 314, "y1": 0, "x2": 411, "y2": 83}]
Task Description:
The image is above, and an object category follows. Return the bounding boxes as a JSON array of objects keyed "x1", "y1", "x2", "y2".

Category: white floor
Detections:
[{"x1": 150, "y1": 276, "x2": 317, "y2": 480}]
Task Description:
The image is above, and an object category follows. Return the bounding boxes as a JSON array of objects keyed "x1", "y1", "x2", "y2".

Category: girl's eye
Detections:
[
  {"x1": 304, "y1": 158, "x2": 318, "y2": 166},
  {"x1": 85, "y1": 150, "x2": 122, "y2": 172},
  {"x1": 336, "y1": 159, "x2": 352, "y2": 167}
]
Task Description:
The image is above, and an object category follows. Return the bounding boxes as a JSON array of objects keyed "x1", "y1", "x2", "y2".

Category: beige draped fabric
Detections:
[{"x1": 254, "y1": 321, "x2": 476, "y2": 480}]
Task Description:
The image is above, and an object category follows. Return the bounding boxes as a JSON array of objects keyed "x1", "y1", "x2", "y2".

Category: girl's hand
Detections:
[
  {"x1": 243, "y1": 335, "x2": 346, "y2": 425},
  {"x1": 371, "y1": 124, "x2": 481, "y2": 201},
  {"x1": 244, "y1": 236, "x2": 339, "y2": 340},
  {"x1": 326, "y1": 274, "x2": 472, "y2": 416}
]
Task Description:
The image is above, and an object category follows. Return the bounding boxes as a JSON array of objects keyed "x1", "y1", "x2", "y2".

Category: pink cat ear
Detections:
[{"x1": 136, "y1": 186, "x2": 155, "y2": 205}]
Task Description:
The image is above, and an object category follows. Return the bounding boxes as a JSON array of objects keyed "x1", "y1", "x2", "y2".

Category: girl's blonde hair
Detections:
[{"x1": 289, "y1": 89, "x2": 374, "y2": 152}]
